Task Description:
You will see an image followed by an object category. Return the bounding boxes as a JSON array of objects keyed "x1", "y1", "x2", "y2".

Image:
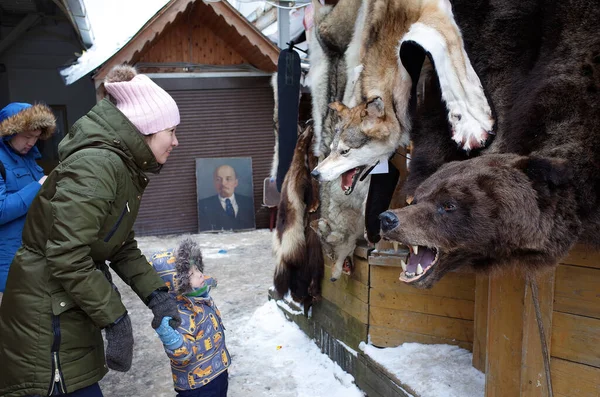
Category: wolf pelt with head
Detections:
[
  {"x1": 308, "y1": 0, "x2": 371, "y2": 282},
  {"x1": 375, "y1": 0, "x2": 600, "y2": 288},
  {"x1": 312, "y1": 0, "x2": 495, "y2": 187}
]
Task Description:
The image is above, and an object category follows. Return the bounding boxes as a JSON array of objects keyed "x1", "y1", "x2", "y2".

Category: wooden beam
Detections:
[
  {"x1": 485, "y1": 274, "x2": 527, "y2": 397},
  {"x1": 0, "y1": 14, "x2": 42, "y2": 56},
  {"x1": 485, "y1": 270, "x2": 556, "y2": 397},
  {"x1": 472, "y1": 274, "x2": 489, "y2": 372},
  {"x1": 255, "y1": 7, "x2": 277, "y2": 31},
  {"x1": 94, "y1": 0, "x2": 196, "y2": 82},
  {"x1": 520, "y1": 270, "x2": 555, "y2": 397},
  {"x1": 554, "y1": 264, "x2": 600, "y2": 319},
  {"x1": 205, "y1": 1, "x2": 279, "y2": 69},
  {"x1": 551, "y1": 312, "x2": 600, "y2": 368}
]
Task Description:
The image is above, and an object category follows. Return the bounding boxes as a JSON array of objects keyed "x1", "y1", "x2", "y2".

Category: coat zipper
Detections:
[
  {"x1": 104, "y1": 202, "x2": 129, "y2": 242},
  {"x1": 48, "y1": 315, "x2": 66, "y2": 395}
]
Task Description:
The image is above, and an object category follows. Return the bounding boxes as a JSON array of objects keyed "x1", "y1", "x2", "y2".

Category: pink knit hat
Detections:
[{"x1": 104, "y1": 65, "x2": 180, "y2": 135}]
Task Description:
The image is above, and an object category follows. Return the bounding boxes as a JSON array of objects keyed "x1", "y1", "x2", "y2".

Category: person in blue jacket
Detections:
[{"x1": 0, "y1": 102, "x2": 56, "y2": 292}]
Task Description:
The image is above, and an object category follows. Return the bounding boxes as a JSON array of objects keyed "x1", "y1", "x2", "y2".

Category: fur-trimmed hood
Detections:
[
  {"x1": 0, "y1": 103, "x2": 56, "y2": 140},
  {"x1": 149, "y1": 238, "x2": 204, "y2": 295}
]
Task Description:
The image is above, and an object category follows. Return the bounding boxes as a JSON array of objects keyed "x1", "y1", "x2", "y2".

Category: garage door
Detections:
[{"x1": 134, "y1": 75, "x2": 275, "y2": 236}]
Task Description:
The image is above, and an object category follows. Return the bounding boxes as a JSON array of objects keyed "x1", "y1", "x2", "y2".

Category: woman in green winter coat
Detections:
[{"x1": 0, "y1": 65, "x2": 183, "y2": 397}]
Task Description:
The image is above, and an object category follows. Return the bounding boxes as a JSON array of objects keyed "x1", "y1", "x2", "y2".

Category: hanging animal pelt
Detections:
[
  {"x1": 270, "y1": 73, "x2": 279, "y2": 180},
  {"x1": 273, "y1": 123, "x2": 324, "y2": 302},
  {"x1": 307, "y1": 0, "x2": 370, "y2": 281}
]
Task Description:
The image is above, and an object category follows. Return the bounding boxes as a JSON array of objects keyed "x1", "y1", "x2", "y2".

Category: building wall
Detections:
[
  {"x1": 133, "y1": 75, "x2": 275, "y2": 236},
  {"x1": 0, "y1": 17, "x2": 95, "y2": 171}
]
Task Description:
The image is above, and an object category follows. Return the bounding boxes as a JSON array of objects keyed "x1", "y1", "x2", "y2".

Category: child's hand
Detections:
[{"x1": 154, "y1": 317, "x2": 183, "y2": 350}]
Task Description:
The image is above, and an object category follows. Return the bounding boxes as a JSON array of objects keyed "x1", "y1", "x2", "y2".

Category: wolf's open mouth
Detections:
[
  {"x1": 399, "y1": 245, "x2": 439, "y2": 283},
  {"x1": 341, "y1": 166, "x2": 366, "y2": 195}
]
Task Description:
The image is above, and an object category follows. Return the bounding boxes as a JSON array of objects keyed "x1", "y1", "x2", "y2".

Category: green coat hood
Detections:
[{"x1": 59, "y1": 98, "x2": 161, "y2": 175}]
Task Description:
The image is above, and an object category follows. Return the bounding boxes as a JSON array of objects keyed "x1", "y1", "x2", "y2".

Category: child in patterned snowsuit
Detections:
[{"x1": 149, "y1": 238, "x2": 230, "y2": 397}]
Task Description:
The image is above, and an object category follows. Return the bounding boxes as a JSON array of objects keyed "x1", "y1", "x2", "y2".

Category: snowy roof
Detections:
[
  {"x1": 59, "y1": 0, "x2": 170, "y2": 85},
  {"x1": 59, "y1": 0, "x2": 280, "y2": 85}
]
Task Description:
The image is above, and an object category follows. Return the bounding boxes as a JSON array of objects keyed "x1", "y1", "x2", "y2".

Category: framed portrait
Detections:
[{"x1": 196, "y1": 157, "x2": 256, "y2": 232}]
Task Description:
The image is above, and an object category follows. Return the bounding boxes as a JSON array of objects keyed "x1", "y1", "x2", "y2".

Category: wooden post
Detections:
[
  {"x1": 485, "y1": 270, "x2": 555, "y2": 397},
  {"x1": 520, "y1": 270, "x2": 555, "y2": 397},
  {"x1": 472, "y1": 274, "x2": 489, "y2": 372}
]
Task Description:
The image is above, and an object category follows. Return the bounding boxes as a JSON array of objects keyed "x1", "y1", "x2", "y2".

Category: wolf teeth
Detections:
[
  {"x1": 417, "y1": 264, "x2": 424, "y2": 275},
  {"x1": 401, "y1": 260, "x2": 407, "y2": 271},
  {"x1": 412, "y1": 245, "x2": 419, "y2": 255},
  {"x1": 406, "y1": 272, "x2": 415, "y2": 277}
]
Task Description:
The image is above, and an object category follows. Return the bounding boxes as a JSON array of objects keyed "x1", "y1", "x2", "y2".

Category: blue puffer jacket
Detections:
[
  {"x1": 0, "y1": 102, "x2": 55, "y2": 292},
  {"x1": 0, "y1": 139, "x2": 44, "y2": 291},
  {"x1": 149, "y1": 249, "x2": 231, "y2": 391}
]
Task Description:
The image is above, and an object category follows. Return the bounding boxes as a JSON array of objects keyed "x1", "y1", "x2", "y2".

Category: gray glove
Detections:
[
  {"x1": 105, "y1": 314, "x2": 134, "y2": 372},
  {"x1": 148, "y1": 290, "x2": 181, "y2": 329}
]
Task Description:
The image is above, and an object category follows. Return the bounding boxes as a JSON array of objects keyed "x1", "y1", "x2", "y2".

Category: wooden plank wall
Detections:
[
  {"x1": 368, "y1": 255, "x2": 476, "y2": 350},
  {"x1": 551, "y1": 246, "x2": 600, "y2": 397},
  {"x1": 138, "y1": 8, "x2": 249, "y2": 66},
  {"x1": 476, "y1": 245, "x2": 600, "y2": 397},
  {"x1": 316, "y1": 246, "x2": 370, "y2": 350}
]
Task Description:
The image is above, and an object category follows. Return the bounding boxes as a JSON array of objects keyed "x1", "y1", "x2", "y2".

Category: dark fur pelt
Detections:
[
  {"x1": 384, "y1": 0, "x2": 600, "y2": 288},
  {"x1": 273, "y1": 123, "x2": 324, "y2": 303}
]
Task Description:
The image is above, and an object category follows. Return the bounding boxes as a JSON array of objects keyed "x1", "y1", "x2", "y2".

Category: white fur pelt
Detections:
[{"x1": 308, "y1": 2, "x2": 333, "y2": 158}]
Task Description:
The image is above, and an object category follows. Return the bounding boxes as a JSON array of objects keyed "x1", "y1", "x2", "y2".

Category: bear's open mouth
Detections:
[
  {"x1": 399, "y1": 245, "x2": 439, "y2": 283},
  {"x1": 341, "y1": 165, "x2": 366, "y2": 195}
]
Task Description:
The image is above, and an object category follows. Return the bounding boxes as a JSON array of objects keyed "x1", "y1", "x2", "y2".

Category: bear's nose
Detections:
[
  {"x1": 379, "y1": 211, "x2": 399, "y2": 232},
  {"x1": 311, "y1": 169, "x2": 320, "y2": 180}
]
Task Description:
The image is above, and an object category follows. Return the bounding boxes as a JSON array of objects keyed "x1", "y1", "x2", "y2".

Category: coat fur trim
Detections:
[
  {"x1": 0, "y1": 104, "x2": 56, "y2": 140},
  {"x1": 175, "y1": 238, "x2": 204, "y2": 294}
]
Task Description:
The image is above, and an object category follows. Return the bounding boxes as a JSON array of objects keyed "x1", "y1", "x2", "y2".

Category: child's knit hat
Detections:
[
  {"x1": 175, "y1": 238, "x2": 204, "y2": 295},
  {"x1": 104, "y1": 65, "x2": 180, "y2": 136},
  {"x1": 149, "y1": 238, "x2": 204, "y2": 296}
]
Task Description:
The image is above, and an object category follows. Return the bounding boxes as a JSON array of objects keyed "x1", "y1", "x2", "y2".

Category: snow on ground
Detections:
[
  {"x1": 361, "y1": 343, "x2": 485, "y2": 397},
  {"x1": 100, "y1": 230, "x2": 364, "y2": 397},
  {"x1": 99, "y1": 229, "x2": 483, "y2": 397}
]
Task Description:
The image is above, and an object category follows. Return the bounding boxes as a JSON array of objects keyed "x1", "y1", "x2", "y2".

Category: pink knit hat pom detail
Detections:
[{"x1": 104, "y1": 65, "x2": 180, "y2": 135}]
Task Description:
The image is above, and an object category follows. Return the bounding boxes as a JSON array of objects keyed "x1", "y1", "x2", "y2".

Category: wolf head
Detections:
[
  {"x1": 379, "y1": 154, "x2": 577, "y2": 288},
  {"x1": 311, "y1": 97, "x2": 401, "y2": 193}
]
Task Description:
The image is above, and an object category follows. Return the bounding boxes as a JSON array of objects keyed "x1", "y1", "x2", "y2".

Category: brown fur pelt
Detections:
[
  {"x1": 273, "y1": 123, "x2": 324, "y2": 303},
  {"x1": 0, "y1": 104, "x2": 56, "y2": 140}
]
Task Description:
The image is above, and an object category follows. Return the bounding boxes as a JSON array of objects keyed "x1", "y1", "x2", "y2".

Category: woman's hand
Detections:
[
  {"x1": 105, "y1": 314, "x2": 134, "y2": 372},
  {"x1": 147, "y1": 290, "x2": 181, "y2": 329}
]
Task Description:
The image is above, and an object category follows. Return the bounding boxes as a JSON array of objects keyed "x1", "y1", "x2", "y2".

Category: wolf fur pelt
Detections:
[
  {"x1": 312, "y1": 0, "x2": 496, "y2": 186},
  {"x1": 273, "y1": 123, "x2": 324, "y2": 302},
  {"x1": 308, "y1": 0, "x2": 371, "y2": 281}
]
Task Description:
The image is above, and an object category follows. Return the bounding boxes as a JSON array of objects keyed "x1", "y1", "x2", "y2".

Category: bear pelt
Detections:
[{"x1": 380, "y1": 0, "x2": 600, "y2": 288}]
